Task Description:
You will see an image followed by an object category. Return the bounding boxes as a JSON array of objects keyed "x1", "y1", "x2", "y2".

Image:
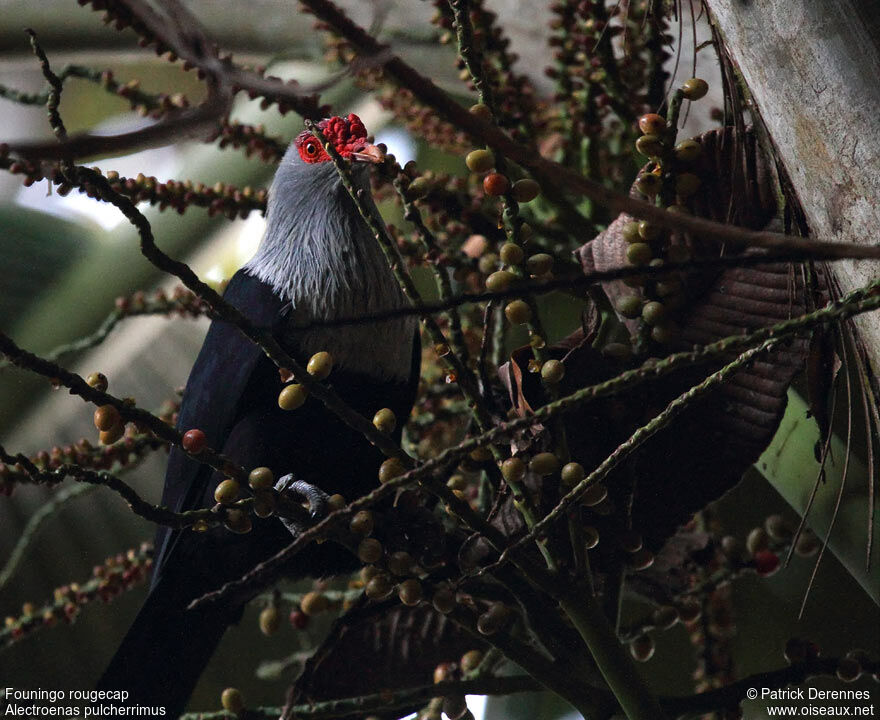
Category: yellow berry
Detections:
[
  {"x1": 372, "y1": 408, "x2": 397, "y2": 433},
  {"x1": 259, "y1": 606, "x2": 280, "y2": 636},
  {"x1": 465, "y1": 149, "x2": 495, "y2": 173},
  {"x1": 214, "y1": 479, "x2": 240, "y2": 505},
  {"x1": 86, "y1": 372, "x2": 108, "y2": 392},
  {"x1": 300, "y1": 590, "x2": 330, "y2": 616},
  {"x1": 379, "y1": 457, "x2": 406, "y2": 484},
  {"x1": 307, "y1": 351, "x2": 333, "y2": 380},
  {"x1": 504, "y1": 300, "x2": 532, "y2": 324},
  {"x1": 221, "y1": 688, "x2": 244, "y2": 714},
  {"x1": 278, "y1": 384, "x2": 307, "y2": 410}
]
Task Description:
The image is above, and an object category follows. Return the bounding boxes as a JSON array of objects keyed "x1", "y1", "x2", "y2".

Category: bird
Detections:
[{"x1": 97, "y1": 113, "x2": 420, "y2": 715}]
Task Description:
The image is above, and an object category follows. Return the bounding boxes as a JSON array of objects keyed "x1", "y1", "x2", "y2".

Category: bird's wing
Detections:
[{"x1": 151, "y1": 268, "x2": 287, "y2": 583}]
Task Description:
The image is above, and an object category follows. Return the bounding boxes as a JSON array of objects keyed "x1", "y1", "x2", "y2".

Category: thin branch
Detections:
[
  {"x1": 0, "y1": 330, "x2": 244, "y2": 481},
  {"x1": 0, "y1": 443, "x2": 251, "y2": 530}
]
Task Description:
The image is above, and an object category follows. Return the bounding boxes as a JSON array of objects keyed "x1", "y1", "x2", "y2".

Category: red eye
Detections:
[{"x1": 304, "y1": 141, "x2": 318, "y2": 157}]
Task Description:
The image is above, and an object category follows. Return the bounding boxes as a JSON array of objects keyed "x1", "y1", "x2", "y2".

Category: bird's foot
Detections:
[{"x1": 274, "y1": 474, "x2": 331, "y2": 536}]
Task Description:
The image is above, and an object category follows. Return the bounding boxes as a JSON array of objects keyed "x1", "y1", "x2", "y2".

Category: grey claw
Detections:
[{"x1": 274, "y1": 474, "x2": 331, "y2": 536}]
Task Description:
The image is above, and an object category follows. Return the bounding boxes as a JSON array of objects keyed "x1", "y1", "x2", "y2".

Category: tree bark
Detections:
[{"x1": 706, "y1": 0, "x2": 880, "y2": 371}]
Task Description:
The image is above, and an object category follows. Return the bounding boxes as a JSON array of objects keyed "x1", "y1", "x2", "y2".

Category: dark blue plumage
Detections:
[{"x1": 98, "y1": 116, "x2": 419, "y2": 714}]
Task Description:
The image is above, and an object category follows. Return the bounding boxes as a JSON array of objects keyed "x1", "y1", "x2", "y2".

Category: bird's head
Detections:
[{"x1": 293, "y1": 113, "x2": 385, "y2": 167}]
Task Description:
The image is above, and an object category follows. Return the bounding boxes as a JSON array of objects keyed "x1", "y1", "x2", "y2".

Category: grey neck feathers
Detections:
[{"x1": 244, "y1": 147, "x2": 416, "y2": 382}]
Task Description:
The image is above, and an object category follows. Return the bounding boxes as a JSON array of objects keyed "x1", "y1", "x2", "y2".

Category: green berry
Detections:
[
  {"x1": 526, "y1": 253, "x2": 554, "y2": 275},
  {"x1": 635, "y1": 173, "x2": 662, "y2": 196},
  {"x1": 622, "y1": 221, "x2": 642, "y2": 243},
  {"x1": 529, "y1": 452, "x2": 560, "y2": 476},
  {"x1": 501, "y1": 457, "x2": 526, "y2": 482},
  {"x1": 674, "y1": 139, "x2": 701, "y2": 163},
  {"x1": 638, "y1": 221, "x2": 662, "y2": 241},
  {"x1": 561, "y1": 462, "x2": 585, "y2": 487},
  {"x1": 499, "y1": 242, "x2": 524, "y2": 265},
  {"x1": 650, "y1": 323, "x2": 677, "y2": 344},
  {"x1": 248, "y1": 466, "x2": 274, "y2": 491},
  {"x1": 641, "y1": 301, "x2": 667, "y2": 326},
  {"x1": 681, "y1": 77, "x2": 709, "y2": 100},
  {"x1": 486, "y1": 270, "x2": 514, "y2": 293},
  {"x1": 635, "y1": 134, "x2": 664, "y2": 157},
  {"x1": 626, "y1": 242, "x2": 653, "y2": 266},
  {"x1": 512, "y1": 179, "x2": 540, "y2": 202},
  {"x1": 541, "y1": 359, "x2": 565, "y2": 383},
  {"x1": 615, "y1": 295, "x2": 643, "y2": 319}
]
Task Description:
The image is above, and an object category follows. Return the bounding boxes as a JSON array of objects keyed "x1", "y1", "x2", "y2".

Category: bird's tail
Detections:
[{"x1": 96, "y1": 577, "x2": 232, "y2": 718}]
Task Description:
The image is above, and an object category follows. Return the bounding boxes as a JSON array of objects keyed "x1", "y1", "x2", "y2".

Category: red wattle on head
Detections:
[{"x1": 295, "y1": 113, "x2": 368, "y2": 164}]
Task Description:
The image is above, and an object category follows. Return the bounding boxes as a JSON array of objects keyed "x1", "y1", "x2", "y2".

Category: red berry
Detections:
[
  {"x1": 754, "y1": 550, "x2": 780, "y2": 576},
  {"x1": 182, "y1": 428, "x2": 207, "y2": 454},
  {"x1": 638, "y1": 113, "x2": 666, "y2": 135},
  {"x1": 289, "y1": 609, "x2": 309, "y2": 629},
  {"x1": 483, "y1": 173, "x2": 509, "y2": 196}
]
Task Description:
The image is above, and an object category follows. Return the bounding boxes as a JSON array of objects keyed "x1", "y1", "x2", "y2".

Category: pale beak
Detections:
[{"x1": 350, "y1": 143, "x2": 385, "y2": 164}]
